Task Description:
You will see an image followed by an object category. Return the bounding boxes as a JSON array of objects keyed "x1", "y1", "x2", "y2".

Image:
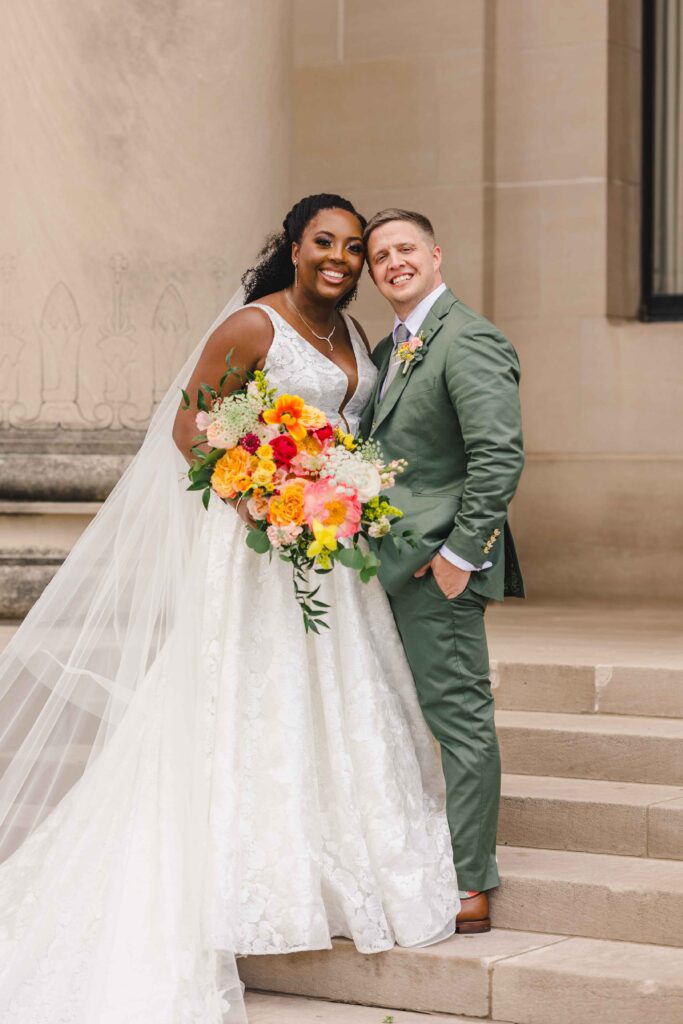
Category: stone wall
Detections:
[
  {"x1": 1, "y1": 0, "x2": 292, "y2": 439},
  {"x1": 293, "y1": 0, "x2": 683, "y2": 601},
  {"x1": 4, "y1": 0, "x2": 682, "y2": 601}
]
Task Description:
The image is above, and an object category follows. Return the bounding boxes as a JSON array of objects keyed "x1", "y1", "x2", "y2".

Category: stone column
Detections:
[{"x1": 1, "y1": 0, "x2": 292, "y2": 437}]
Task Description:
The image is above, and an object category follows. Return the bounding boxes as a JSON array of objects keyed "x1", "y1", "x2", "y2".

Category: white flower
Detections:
[
  {"x1": 207, "y1": 393, "x2": 262, "y2": 449},
  {"x1": 368, "y1": 516, "x2": 391, "y2": 538},
  {"x1": 335, "y1": 459, "x2": 382, "y2": 502},
  {"x1": 323, "y1": 449, "x2": 382, "y2": 501}
]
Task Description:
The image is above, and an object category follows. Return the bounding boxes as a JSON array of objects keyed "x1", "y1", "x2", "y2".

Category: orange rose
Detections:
[
  {"x1": 211, "y1": 447, "x2": 255, "y2": 499},
  {"x1": 268, "y1": 478, "x2": 306, "y2": 527}
]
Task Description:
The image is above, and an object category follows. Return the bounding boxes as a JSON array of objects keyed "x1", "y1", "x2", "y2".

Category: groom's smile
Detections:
[{"x1": 366, "y1": 219, "x2": 443, "y2": 318}]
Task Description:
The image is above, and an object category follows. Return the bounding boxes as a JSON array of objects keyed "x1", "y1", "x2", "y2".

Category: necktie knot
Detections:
[{"x1": 394, "y1": 322, "x2": 410, "y2": 349}]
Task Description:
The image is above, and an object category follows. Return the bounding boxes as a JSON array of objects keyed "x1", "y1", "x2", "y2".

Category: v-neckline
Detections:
[{"x1": 257, "y1": 304, "x2": 362, "y2": 419}]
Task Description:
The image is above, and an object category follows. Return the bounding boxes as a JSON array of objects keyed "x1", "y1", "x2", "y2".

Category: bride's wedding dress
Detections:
[{"x1": 0, "y1": 300, "x2": 458, "y2": 1023}]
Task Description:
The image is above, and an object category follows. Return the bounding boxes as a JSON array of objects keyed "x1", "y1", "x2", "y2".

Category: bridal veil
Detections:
[{"x1": 0, "y1": 290, "x2": 249, "y2": 1021}]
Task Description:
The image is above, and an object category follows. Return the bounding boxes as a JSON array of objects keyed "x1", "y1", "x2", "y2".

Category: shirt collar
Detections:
[{"x1": 393, "y1": 282, "x2": 447, "y2": 342}]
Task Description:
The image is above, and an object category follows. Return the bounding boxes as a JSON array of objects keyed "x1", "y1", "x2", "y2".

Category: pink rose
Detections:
[
  {"x1": 206, "y1": 421, "x2": 229, "y2": 447},
  {"x1": 195, "y1": 411, "x2": 211, "y2": 431},
  {"x1": 267, "y1": 523, "x2": 303, "y2": 548}
]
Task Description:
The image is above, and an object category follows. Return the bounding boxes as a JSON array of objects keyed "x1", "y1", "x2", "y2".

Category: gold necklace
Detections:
[{"x1": 285, "y1": 289, "x2": 336, "y2": 350}]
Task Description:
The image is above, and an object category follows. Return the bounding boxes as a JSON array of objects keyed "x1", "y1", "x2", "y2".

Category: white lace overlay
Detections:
[
  {"x1": 253, "y1": 304, "x2": 375, "y2": 435},
  {"x1": 0, "y1": 307, "x2": 458, "y2": 1023}
]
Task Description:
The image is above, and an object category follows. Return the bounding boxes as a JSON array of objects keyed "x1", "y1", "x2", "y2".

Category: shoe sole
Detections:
[{"x1": 456, "y1": 918, "x2": 491, "y2": 934}]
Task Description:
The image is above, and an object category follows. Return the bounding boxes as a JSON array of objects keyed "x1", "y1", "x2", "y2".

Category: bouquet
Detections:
[{"x1": 181, "y1": 354, "x2": 412, "y2": 632}]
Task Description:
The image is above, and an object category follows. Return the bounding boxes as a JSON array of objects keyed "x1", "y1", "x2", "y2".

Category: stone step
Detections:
[
  {"x1": 499, "y1": 774, "x2": 683, "y2": 859},
  {"x1": 239, "y1": 929, "x2": 683, "y2": 1024},
  {"x1": 245, "y1": 992, "x2": 483, "y2": 1022},
  {"x1": 491, "y1": 935, "x2": 683, "y2": 1024},
  {"x1": 497, "y1": 709, "x2": 683, "y2": 785},
  {"x1": 0, "y1": 501, "x2": 100, "y2": 618},
  {"x1": 0, "y1": 450, "x2": 133, "y2": 502},
  {"x1": 494, "y1": 845, "x2": 683, "y2": 946},
  {"x1": 493, "y1": 659, "x2": 683, "y2": 719}
]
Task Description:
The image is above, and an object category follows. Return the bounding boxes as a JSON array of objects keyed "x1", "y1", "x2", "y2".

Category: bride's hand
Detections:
[{"x1": 228, "y1": 498, "x2": 257, "y2": 529}]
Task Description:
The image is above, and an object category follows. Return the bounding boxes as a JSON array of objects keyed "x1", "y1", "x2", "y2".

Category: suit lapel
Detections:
[
  {"x1": 370, "y1": 288, "x2": 458, "y2": 435},
  {"x1": 373, "y1": 338, "x2": 393, "y2": 413}
]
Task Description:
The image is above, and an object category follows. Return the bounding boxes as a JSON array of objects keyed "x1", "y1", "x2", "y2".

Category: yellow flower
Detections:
[
  {"x1": 306, "y1": 519, "x2": 338, "y2": 560},
  {"x1": 297, "y1": 434, "x2": 322, "y2": 456},
  {"x1": 252, "y1": 466, "x2": 275, "y2": 488},
  {"x1": 334, "y1": 427, "x2": 356, "y2": 451},
  {"x1": 257, "y1": 459, "x2": 277, "y2": 475},
  {"x1": 256, "y1": 444, "x2": 273, "y2": 459},
  {"x1": 300, "y1": 405, "x2": 328, "y2": 429}
]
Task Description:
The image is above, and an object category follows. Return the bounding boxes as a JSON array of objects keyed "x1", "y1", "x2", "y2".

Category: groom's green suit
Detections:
[{"x1": 360, "y1": 287, "x2": 524, "y2": 892}]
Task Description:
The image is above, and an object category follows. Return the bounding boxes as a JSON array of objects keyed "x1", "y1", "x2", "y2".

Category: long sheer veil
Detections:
[{"x1": 0, "y1": 289, "x2": 249, "y2": 1022}]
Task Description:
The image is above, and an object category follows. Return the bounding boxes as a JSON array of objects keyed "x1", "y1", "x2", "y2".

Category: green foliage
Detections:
[{"x1": 245, "y1": 528, "x2": 272, "y2": 554}]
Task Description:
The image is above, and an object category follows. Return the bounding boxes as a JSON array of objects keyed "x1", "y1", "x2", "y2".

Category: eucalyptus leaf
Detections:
[
  {"x1": 245, "y1": 529, "x2": 271, "y2": 554},
  {"x1": 337, "y1": 546, "x2": 364, "y2": 570}
]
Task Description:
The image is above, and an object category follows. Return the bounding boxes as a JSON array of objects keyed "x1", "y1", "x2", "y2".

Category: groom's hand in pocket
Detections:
[{"x1": 415, "y1": 554, "x2": 470, "y2": 599}]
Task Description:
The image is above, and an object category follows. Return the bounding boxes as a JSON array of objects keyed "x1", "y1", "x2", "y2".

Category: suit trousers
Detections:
[{"x1": 389, "y1": 572, "x2": 501, "y2": 892}]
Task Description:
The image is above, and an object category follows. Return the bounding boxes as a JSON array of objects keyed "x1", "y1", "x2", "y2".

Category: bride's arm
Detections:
[{"x1": 172, "y1": 306, "x2": 272, "y2": 464}]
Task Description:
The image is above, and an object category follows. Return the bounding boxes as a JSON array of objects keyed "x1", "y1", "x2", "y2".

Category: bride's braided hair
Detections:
[{"x1": 242, "y1": 193, "x2": 366, "y2": 308}]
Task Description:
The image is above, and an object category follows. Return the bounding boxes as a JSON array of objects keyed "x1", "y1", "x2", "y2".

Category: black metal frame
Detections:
[{"x1": 640, "y1": 0, "x2": 683, "y2": 320}]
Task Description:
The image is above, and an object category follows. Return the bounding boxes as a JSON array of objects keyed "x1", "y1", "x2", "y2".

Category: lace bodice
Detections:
[{"x1": 251, "y1": 304, "x2": 377, "y2": 435}]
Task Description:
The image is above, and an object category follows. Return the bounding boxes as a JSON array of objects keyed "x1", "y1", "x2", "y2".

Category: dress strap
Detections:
[{"x1": 247, "y1": 302, "x2": 283, "y2": 329}]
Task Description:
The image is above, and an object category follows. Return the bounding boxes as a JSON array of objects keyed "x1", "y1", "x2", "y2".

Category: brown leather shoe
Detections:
[{"x1": 456, "y1": 891, "x2": 491, "y2": 934}]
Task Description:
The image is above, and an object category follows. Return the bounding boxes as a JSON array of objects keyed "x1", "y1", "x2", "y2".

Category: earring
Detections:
[{"x1": 293, "y1": 262, "x2": 298, "y2": 287}]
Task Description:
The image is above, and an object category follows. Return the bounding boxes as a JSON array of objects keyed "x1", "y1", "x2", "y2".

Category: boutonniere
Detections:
[{"x1": 395, "y1": 332, "x2": 426, "y2": 375}]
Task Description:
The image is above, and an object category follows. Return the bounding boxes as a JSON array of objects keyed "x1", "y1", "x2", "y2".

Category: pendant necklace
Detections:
[{"x1": 286, "y1": 289, "x2": 336, "y2": 350}]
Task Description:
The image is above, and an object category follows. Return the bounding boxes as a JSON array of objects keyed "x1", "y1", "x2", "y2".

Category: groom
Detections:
[{"x1": 360, "y1": 209, "x2": 524, "y2": 933}]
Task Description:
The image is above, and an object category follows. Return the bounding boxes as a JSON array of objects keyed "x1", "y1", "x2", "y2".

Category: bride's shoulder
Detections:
[
  {"x1": 201, "y1": 305, "x2": 276, "y2": 369},
  {"x1": 212, "y1": 304, "x2": 275, "y2": 344}
]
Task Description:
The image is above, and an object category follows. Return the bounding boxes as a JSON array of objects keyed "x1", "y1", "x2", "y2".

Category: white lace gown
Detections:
[{"x1": 0, "y1": 305, "x2": 458, "y2": 1023}]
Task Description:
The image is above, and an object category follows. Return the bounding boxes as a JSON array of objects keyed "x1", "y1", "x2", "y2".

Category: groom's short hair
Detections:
[{"x1": 363, "y1": 208, "x2": 436, "y2": 247}]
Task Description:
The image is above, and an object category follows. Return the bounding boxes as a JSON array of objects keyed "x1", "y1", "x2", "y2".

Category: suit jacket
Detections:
[{"x1": 359, "y1": 287, "x2": 525, "y2": 601}]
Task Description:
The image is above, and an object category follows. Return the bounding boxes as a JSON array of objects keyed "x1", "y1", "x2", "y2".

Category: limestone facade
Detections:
[
  {"x1": 294, "y1": 0, "x2": 683, "y2": 601},
  {"x1": 3, "y1": 0, "x2": 682, "y2": 600},
  {"x1": 2, "y1": 0, "x2": 291, "y2": 436}
]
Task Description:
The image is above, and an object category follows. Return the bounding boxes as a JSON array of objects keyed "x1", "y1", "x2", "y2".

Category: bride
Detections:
[{"x1": 0, "y1": 193, "x2": 459, "y2": 1023}]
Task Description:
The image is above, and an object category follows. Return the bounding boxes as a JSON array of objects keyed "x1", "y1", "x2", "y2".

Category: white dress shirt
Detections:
[{"x1": 390, "y1": 283, "x2": 491, "y2": 574}]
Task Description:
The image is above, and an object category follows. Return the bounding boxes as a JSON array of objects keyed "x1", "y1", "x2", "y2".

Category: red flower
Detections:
[
  {"x1": 240, "y1": 433, "x2": 261, "y2": 454},
  {"x1": 270, "y1": 434, "x2": 298, "y2": 466},
  {"x1": 313, "y1": 423, "x2": 334, "y2": 444}
]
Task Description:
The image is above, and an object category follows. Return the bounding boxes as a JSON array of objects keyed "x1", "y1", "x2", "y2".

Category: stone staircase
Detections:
[
  {"x1": 240, "y1": 608, "x2": 683, "y2": 1023},
  {"x1": 1, "y1": 458, "x2": 682, "y2": 1023}
]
